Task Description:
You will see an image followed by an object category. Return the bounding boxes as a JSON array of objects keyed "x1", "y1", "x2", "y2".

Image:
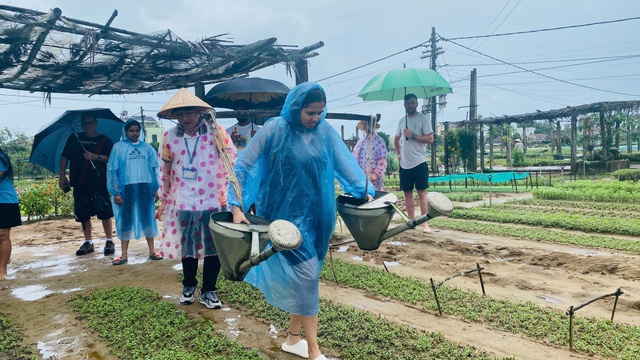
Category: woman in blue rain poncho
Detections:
[
  {"x1": 107, "y1": 119, "x2": 162, "y2": 265},
  {"x1": 231, "y1": 82, "x2": 374, "y2": 360}
]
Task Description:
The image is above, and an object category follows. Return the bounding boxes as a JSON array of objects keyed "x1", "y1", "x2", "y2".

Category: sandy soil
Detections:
[{"x1": 2, "y1": 192, "x2": 638, "y2": 359}]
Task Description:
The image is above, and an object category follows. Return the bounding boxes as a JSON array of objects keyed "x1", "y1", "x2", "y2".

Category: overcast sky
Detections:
[{"x1": 2, "y1": 0, "x2": 639, "y2": 137}]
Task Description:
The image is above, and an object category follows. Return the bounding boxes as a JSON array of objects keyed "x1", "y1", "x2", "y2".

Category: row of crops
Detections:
[
  {"x1": 4, "y1": 252, "x2": 640, "y2": 359},
  {"x1": 5, "y1": 178, "x2": 640, "y2": 359}
]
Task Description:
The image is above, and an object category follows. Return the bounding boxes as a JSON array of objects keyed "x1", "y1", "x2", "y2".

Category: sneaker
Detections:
[
  {"x1": 76, "y1": 242, "x2": 95, "y2": 256},
  {"x1": 199, "y1": 291, "x2": 222, "y2": 309},
  {"x1": 180, "y1": 286, "x2": 196, "y2": 305},
  {"x1": 104, "y1": 240, "x2": 116, "y2": 255}
]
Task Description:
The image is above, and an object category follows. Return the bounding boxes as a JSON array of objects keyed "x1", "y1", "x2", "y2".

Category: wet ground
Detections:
[{"x1": 3, "y1": 193, "x2": 638, "y2": 359}]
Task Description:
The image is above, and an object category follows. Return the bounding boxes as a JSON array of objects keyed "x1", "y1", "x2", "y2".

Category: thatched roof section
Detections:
[
  {"x1": 477, "y1": 100, "x2": 640, "y2": 125},
  {"x1": 0, "y1": 5, "x2": 323, "y2": 95}
]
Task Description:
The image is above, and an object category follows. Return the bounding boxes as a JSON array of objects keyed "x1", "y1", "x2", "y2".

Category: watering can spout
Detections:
[{"x1": 336, "y1": 191, "x2": 453, "y2": 250}]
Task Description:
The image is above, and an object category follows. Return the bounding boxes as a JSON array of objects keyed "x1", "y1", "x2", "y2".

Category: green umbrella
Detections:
[{"x1": 357, "y1": 67, "x2": 452, "y2": 101}]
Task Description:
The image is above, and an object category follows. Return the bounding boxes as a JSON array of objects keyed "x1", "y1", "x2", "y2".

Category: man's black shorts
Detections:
[
  {"x1": 399, "y1": 162, "x2": 429, "y2": 192},
  {"x1": 73, "y1": 186, "x2": 113, "y2": 222}
]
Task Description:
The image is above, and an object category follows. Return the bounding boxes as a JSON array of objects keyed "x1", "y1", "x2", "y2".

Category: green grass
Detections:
[
  {"x1": 72, "y1": 286, "x2": 262, "y2": 360},
  {"x1": 0, "y1": 313, "x2": 38, "y2": 360}
]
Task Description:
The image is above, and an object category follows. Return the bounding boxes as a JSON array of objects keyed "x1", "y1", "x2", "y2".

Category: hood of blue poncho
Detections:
[
  {"x1": 279, "y1": 82, "x2": 327, "y2": 132},
  {"x1": 121, "y1": 117, "x2": 146, "y2": 145}
]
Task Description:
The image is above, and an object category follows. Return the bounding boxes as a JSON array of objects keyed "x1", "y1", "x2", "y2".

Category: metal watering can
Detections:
[
  {"x1": 209, "y1": 212, "x2": 301, "y2": 281},
  {"x1": 336, "y1": 191, "x2": 454, "y2": 250}
]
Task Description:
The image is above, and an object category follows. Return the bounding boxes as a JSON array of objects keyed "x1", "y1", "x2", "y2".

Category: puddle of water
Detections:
[
  {"x1": 60, "y1": 287, "x2": 83, "y2": 294},
  {"x1": 335, "y1": 245, "x2": 349, "y2": 253},
  {"x1": 224, "y1": 315, "x2": 242, "y2": 337},
  {"x1": 12, "y1": 285, "x2": 53, "y2": 301},
  {"x1": 13, "y1": 254, "x2": 77, "y2": 278},
  {"x1": 172, "y1": 263, "x2": 183, "y2": 271},
  {"x1": 385, "y1": 241, "x2": 406, "y2": 246},
  {"x1": 162, "y1": 294, "x2": 175, "y2": 299},
  {"x1": 37, "y1": 341, "x2": 57, "y2": 359},
  {"x1": 565, "y1": 249, "x2": 608, "y2": 257},
  {"x1": 460, "y1": 239, "x2": 476, "y2": 244},
  {"x1": 351, "y1": 256, "x2": 399, "y2": 266},
  {"x1": 537, "y1": 295, "x2": 562, "y2": 304},
  {"x1": 123, "y1": 255, "x2": 148, "y2": 265},
  {"x1": 268, "y1": 324, "x2": 278, "y2": 338}
]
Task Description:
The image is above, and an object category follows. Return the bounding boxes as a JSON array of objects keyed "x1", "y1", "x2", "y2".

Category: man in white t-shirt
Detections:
[
  {"x1": 393, "y1": 93, "x2": 434, "y2": 233},
  {"x1": 226, "y1": 118, "x2": 261, "y2": 157}
]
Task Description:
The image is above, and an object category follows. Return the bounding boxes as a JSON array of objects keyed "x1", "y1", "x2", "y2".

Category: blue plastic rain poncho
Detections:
[
  {"x1": 228, "y1": 82, "x2": 374, "y2": 316},
  {"x1": 107, "y1": 119, "x2": 159, "y2": 240}
]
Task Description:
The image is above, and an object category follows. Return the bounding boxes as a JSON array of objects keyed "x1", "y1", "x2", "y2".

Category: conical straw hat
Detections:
[
  {"x1": 356, "y1": 120, "x2": 380, "y2": 131},
  {"x1": 157, "y1": 88, "x2": 212, "y2": 119}
]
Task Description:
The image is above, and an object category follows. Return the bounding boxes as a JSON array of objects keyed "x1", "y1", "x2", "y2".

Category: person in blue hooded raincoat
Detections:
[
  {"x1": 231, "y1": 82, "x2": 374, "y2": 360},
  {"x1": 107, "y1": 119, "x2": 162, "y2": 265}
]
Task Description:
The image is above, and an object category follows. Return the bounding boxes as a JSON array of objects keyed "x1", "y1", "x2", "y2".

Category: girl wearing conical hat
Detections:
[{"x1": 155, "y1": 88, "x2": 237, "y2": 309}]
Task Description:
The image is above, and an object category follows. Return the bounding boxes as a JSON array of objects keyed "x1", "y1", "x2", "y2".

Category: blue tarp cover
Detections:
[{"x1": 429, "y1": 171, "x2": 530, "y2": 184}]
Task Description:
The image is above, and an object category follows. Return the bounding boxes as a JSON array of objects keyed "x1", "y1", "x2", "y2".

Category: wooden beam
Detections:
[
  {"x1": 0, "y1": 7, "x2": 61, "y2": 84},
  {"x1": 215, "y1": 110, "x2": 376, "y2": 121},
  {"x1": 26, "y1": 9, "x2": 118, "y2": 90}
]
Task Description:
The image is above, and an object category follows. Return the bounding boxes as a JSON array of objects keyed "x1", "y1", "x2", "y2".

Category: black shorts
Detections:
[
  {"x1": 0, "y1": 203, "x2": 21, "y2": 229},
  {"x1": 399, "y1": 162, "x2": 429, "y2": 192},
  {"x1": 73, "y1": 186, "x2": 114, "y2": 222}
]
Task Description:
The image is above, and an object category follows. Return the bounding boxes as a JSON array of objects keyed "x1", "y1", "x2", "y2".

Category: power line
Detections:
[
  {"x1": 315, "y1": 41, "x2": 431, "y2": 82},
  {"x1": 315, "y1": 15, "x2": 640, "y2": 88},
  {"x1": 445, "y1": 16, "x2": 640, "y2": 41},
  {"x1": 444, "y1": 38, "x2": 640, "y2": 97}
]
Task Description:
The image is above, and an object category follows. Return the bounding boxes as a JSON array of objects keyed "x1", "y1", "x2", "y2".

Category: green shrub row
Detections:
[
  {"x1": 429, "y1": 218, "x2": 640, "y2": 254},
  {"x1": 507, "y1": 198, "x2": 640, "y2": 213},
  {"x1": 611, "y1": 169, "x2": 640, "y2": 182},
  {"x1": 319, "y1": 259, "x2": 640, "y2": 359},
  {"x1": 494, "y1": 203, "x2": 640, "y2": 219},
  {"x1": 451, "y1": 206, "x2": 640, "y2": 236}
]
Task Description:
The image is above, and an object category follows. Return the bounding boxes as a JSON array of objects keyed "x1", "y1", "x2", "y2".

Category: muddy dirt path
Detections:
[{"x1": 2, "y1": 195, "x2": 639, "y2": 359}]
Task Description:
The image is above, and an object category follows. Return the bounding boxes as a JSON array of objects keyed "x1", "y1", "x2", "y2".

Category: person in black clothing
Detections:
[{"x1": 58, "y1": 112, "x2": 116, "y2": 256}]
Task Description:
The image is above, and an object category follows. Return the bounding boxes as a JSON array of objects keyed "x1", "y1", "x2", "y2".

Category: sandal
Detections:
[
  {"x1": 149, "y1": 252, "x2": 163, "y2": 260},
  {"x1": 112, "y1": 257, "x2": 128, "y2": 266},
  {"x1": 281, "y1": 339, "x2": 308, "y2": 358}
]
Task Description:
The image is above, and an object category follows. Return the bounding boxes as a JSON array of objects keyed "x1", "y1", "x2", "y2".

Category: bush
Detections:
[
  {"x1": 611, "y1": 169, "x2": 640, "y2": 182},
  {"x1": 386, "y1": 152, "x2": 399, "y2": 174},
  {"x1": 17, "y1": 179, "x2": 73, "y2": 220}
]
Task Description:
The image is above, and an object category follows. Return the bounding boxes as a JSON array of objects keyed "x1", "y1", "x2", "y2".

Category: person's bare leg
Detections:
[
  {"x1": 145, "y1": 237, "x2": 156, "y2": 256},
  {"x1": 403, "y1": 191, "x2": 415, "y2": 220},
  {"x1": 285, "y1": 314, "x2": 304, "y2": 346},
  {"x1": 417, "y1": 189, "x2": 431, "y2": 233},
  {"x1": 0, "y1": 228, "x2": 11, "y2": 280},
  {"x1": 82, "y1": 220, "x2": 92, "y2": 240},
  {"x1": 101, "y1": 218, "x2": 113, "y2": 239},
  {"x1": 300, "y1": 315, "x2": 321, "y2": 360},
  {"x1": 119, "y1": 240, "x2": 129, "y2": 260}
]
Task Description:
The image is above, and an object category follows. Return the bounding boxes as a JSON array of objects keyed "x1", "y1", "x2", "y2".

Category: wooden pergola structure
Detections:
[
  {"x1": 445, "y1": 100, "x2": 640, "y2": 174},
  {"x1": 0, "y1": 5, "x2": 323, "y2": 96}
]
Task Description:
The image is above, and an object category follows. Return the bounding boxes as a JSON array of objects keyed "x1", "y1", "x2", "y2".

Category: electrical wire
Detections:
[{"x1": 444, "y1": 39, "x2": 640, "y2": 97}]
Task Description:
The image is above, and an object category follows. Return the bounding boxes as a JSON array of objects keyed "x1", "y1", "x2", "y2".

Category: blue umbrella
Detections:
[{"x1": 29, "y1": 108, "x2": 124, "y2": 173}]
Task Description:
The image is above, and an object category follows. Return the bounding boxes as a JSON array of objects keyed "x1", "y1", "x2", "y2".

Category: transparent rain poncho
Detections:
[
  {"x1": 107, "y1": 118, "x2": 159, "y2": 240},
  {"x1": 228, "y1": 82, "x2": 374, "y2": 316}
]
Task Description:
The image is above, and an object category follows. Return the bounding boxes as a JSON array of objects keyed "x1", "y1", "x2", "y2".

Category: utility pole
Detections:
[
  {"x1": 423, "y1": 27, "x2": 443, "y2": 174},
  {"x1": 469, "y1": 68, "x2": 478, "y2": 171},
  {"x1": 140, "y1": 106, "x2": 147, "y2": 139}
]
